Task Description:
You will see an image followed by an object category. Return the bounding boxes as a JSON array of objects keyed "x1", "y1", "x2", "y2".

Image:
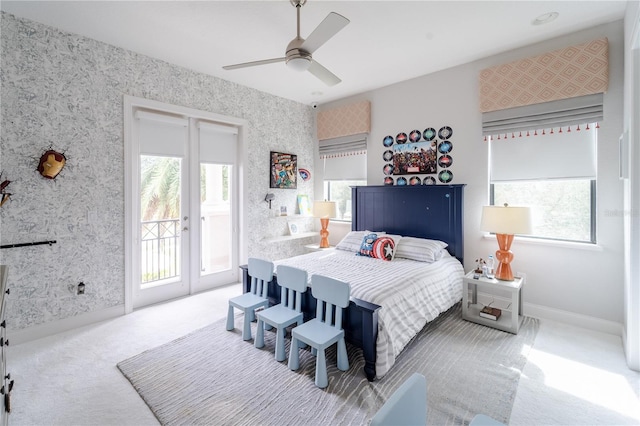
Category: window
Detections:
[
  {"x1": 489, "y1": 124, "x2": 597, "y2": 243},
  {"x1": 323, "y1": 180, "x2": 366, "y2": 221}
]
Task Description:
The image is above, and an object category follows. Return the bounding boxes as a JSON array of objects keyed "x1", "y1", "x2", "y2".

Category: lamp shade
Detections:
[
  {"x1": 313, "y1": 201, "x2": 336, "y2": 218},
  {"x1": 481, "y1": 205, "x2": 532, "y2": 235}
]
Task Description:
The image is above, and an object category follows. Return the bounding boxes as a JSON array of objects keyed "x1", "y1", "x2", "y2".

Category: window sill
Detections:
[{"x1": 482, "y1": 234, "x2": 603, "y2": 251}]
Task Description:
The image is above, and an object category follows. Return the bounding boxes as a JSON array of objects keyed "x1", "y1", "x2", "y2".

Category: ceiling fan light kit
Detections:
[{"x1": 223, "y1": 0, "x2": 349, "y2": 86}]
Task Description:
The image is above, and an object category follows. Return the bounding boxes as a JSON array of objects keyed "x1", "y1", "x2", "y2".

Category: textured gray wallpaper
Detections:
[{"x1": 0, "y1": 12, "x2": 315, "y2": 331}]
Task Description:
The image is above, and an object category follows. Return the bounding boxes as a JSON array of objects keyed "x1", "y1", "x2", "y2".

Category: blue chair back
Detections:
[
  {"x1": 370, "y1": 373, "x2": 427, "y2": 426},
  {"x1": 276, "y1": 265, "x2": 307, "y2": 312},
  {"x1": 248, "y1": 257, "x2": 273, "y2": 298},
  {"x1": 311, "y1": 275, "x2": 350, "y2": 330}
]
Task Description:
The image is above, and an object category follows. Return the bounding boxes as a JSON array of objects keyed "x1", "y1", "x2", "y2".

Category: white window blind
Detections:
[
  {"x1": 136, "y1": 110, "x2": 188, "y2": 157},
  {"x1": 490, "y1": 125, "x2": 596, "y2": 182},
  {"x1": 482, "y1": 94, "x2": 603, "y2": 137},
  {"x1": 198, "y1": 121, "x2": 238, "y2": 164},
  {"x1": 319, "y1": 133, "x2": 367, "y2": 180}
]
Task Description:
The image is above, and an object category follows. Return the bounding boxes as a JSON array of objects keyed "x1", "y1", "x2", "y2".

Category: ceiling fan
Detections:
[{"x1": 222, "y1": 0, "x2": 349, "y2": 87}]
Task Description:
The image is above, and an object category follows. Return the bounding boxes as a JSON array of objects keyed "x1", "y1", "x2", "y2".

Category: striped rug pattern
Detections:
[{"x1": 117, "y1": 303, "x2": 538, "y2": 425}]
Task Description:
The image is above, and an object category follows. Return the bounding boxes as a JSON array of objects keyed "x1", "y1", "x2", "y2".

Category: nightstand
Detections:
[
  {"x1": 304, "y1": 244, "x2": 334, "y2": 253},
  {"x1": 462, "y1": 270, "x2": 524, "y2": 334}
]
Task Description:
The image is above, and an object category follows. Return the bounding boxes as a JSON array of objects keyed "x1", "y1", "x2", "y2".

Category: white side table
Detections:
[
  {"x1": 304, "y1": 244, "x2": 335, "y2": 253},
  {"x1": 462, "y1": 270, "x2": 524, "y2": 334}
]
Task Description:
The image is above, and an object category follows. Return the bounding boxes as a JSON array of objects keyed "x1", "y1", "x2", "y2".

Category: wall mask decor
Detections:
[{"x1": 37, "y1": 149, "x2": 67, "y2": 179}]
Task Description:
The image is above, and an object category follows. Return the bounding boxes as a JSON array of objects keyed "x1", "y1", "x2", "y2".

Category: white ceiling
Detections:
[{"x1": 1, "y1": 1, "x2": 628, "y2": 106}]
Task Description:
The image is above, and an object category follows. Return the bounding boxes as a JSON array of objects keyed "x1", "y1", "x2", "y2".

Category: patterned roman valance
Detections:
[
  {"x1": 317, "y1": 100, "x2": 371, "y2": 141},
  {"x1": 479, "y1": 38, "x2": 609, "y2": 113}
]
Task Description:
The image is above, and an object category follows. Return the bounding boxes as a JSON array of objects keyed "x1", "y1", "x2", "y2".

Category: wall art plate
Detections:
[
  {"x1": 423, "y1": 128, "x2": 436, "y2": 141},
  {"x1": 409, "y1": 176, "x2": 421, "y2": 185},
  {"x1": 396, "y1": 132, "x2": 407, "y2": 144},
  {"x1": 409, "y1": 130, "x2": 421, "y2": 143},
  {"x1": 438, "y1": 140, "x2": 453, "y2": 154},
  {"x1": 438, "y1": 126, "x2": 453, "y2": 140},
  {"x1": 396, "y1": 177, "x2": 407, "y2": 185},
  {"x1": 383, "y1": 164, "x2": 394, "y2": 175},
  {"x1": 423, "y1": 176, "x2": 437, "y2": 185},
  {"x1": 383, "y1": 135, "x2": 394, "y2": 147},
  {"x1": 438, "y1": 170, "x2": 453, "y2": 183},
  {"x1": 298, "y1": 168, "x2": 311, "y2": 181},
  {"x1": 384, "y1": 176, "x2": 394, "y2": 185},
  {"x1": 437, "y1": 155, "x2": 453, "y2": 168},
  {"x1": 383, "y1": 150, "x2": 393, "y2": 161}
]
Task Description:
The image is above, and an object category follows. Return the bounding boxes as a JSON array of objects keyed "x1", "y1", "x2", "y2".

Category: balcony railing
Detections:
[{"x1": 141, "y1": 219, "x2": 180, "y2": 284}]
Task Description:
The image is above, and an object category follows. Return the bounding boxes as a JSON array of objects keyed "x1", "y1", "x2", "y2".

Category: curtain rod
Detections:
[{"x1": 0, "y1": 240, "x2": 57, "y2": 249}]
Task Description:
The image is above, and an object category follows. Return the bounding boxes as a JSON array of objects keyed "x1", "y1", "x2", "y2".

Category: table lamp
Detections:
[
  {"x1": 313, "y1": 201, "x2": 336, "y2": 248},
  {"x1": 480, "y1": 204, "x2": 532, "y2": 281}
]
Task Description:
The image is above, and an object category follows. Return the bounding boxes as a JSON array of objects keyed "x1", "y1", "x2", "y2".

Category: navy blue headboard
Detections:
[{"x1": 351, "y1": 185, "x2": 465, "y2": 264}]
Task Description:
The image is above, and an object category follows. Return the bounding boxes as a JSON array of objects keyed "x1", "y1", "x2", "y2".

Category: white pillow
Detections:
[
  {"x1": 335, "y1": 230, "x2": 385, "y2": 253},
  {"x1": 394, "y1": 237, "x2": 448, "y2": 263}
]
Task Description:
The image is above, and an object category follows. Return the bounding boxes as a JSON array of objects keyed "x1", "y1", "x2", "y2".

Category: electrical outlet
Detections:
[{"x1": 77, "y1": 282, "x2": 85, "y2": 295}]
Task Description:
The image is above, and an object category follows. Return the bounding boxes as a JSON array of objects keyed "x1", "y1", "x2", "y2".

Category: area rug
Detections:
[{"x1": 117, "y1": 303, "x2": 538, "y2": 425}]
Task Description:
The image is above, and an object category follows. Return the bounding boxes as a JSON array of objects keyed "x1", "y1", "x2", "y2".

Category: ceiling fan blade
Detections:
[
  {"x1": 223, "y1": 57, "x2": 286, "y2": 70},
  {"x1": 308, "y1": 60, "x2": 341, "y2": 86},
  {"x1": 301, "y1": 12, "x2": 349, "y2": 54}
]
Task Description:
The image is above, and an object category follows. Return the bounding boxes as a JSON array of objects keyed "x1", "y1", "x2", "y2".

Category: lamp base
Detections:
[
  {"x1": 319, "y1": 217, "x2": 330, "y2": 248},
  {"x1": 495, "y1": 233, "x2": 515, "y2": 281}
]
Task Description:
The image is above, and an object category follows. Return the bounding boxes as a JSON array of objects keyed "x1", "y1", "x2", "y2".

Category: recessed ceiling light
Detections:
[{"x1": 532, "y1": 12, "x2": 559, "y2": 26}]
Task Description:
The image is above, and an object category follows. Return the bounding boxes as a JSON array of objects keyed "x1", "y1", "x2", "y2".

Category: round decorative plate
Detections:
[
  {"x1": 383, "y1": 135, "x2": 394, "y2": 147},
  {"x1": 396, "y1": 132, "x2": 408, "y2": 144},
  {"x1": 438, "y1": 126, "x2": 453, "y2": 140},
  {"x1": 409, "y1": 130, "x2": 422, "y2": 143},
  {"x1": 383, "y1": 164, "x2": 394, "y2": 175},
  {"x1": 383, "y1": 150, "x2": 393, "y2": 162},
  {"x1": 438, "y1": 170, "x2": 453, "y2": 183},
  {"x1": 396, "y1": 177, "x2": 407, "y2": 186},
  {"x1": 384, "y1": 177, "x2": 394, "y2": 185},
  {"x1": 423, "y1": 176, "x2": 437, "y2": 185},
  {"x1": 298, "y1": 168, "x2": 311, "y2": 181},
  {"x1": 437, "y1": 155, "x2": 453, "y2": 168},
  {"x1": 409, "y1": 176, "x2": 421, "y2": 185},
  {"x1": 423, "y1": 127, "x2": 436, "y2": 141},
  {"x1": 438, "y1": 140, "x2": 453, "y2": 154}
]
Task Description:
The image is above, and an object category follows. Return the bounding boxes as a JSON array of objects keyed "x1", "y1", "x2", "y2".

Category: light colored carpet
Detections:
[{"x1": 117, "y1": 303, "x2": 538, "y2": 425}]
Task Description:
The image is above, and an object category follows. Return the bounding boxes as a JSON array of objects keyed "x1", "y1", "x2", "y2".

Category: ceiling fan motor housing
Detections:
[{"x1": 286, "y1": 38, "x2": 312, "y2": 71}]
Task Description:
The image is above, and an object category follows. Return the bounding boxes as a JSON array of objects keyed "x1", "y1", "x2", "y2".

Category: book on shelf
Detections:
[{"x1": 479, "y1": 306, "x2": 502, "y2": 321}]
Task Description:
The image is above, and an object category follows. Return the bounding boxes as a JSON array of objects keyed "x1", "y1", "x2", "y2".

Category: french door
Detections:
[{"x1": 125, "y1": 97, "x2": 240, "y2": 311}]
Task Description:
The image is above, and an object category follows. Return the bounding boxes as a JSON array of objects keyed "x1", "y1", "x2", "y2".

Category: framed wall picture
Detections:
[{"x1": 270, "y1": 151, "x2": 297, "y2": 189}]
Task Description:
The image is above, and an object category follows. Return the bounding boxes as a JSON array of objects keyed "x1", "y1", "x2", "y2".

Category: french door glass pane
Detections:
[
  {"x1": 201, "y1": 164, "x2": 232, "y2": 274},
  {"x1": 140, "y1": 155, "x2": 182, "y2": 286}
]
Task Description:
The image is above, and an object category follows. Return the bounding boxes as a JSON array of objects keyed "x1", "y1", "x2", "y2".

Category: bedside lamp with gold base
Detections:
[
  {"x1": 480, "y1": 204, "x2": 532, "y2": 281},
  {"x1": 313, "y1": 201, "x2": 336, "y2": 248}
]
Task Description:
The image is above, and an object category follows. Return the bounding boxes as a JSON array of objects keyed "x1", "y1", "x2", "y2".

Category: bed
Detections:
[{"x1": 241, "y1": 184, "x2": 465, "y2": 380}]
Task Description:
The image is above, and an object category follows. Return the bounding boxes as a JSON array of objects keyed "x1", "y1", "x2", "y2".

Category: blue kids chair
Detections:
[
  {"x1": 254, "y1": 265, "x2": 308, "y2": 361},
  {"x1": 370, "y1": 373, "x2": 427, "y2": 426},
  {"x1": 226, "y1": 258, "x2": 273, "y2": 340},
  {"x1": 288, "y1": 274, "x2": 350, "y2": 388}
]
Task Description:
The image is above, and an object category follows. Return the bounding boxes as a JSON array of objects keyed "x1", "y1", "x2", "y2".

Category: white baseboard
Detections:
[
  {"x1": 474, "y1": 291, "x2": 623, "y2": 337},
  {"x1": 523, "y1": 301, "x2": 623, "y2": 336},
  {"x1": 7, "y1": 304, "x2": 126, "y2": 346}
]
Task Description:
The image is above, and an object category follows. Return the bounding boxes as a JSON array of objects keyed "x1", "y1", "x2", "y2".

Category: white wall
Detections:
[{"x1": 318, "y1": 21, "x2": 626, "y2": 331}]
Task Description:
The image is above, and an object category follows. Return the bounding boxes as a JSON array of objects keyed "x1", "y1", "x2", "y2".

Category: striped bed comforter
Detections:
[{"x1": 274, "y1": 249, "x2": 464, "y2": 379}]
